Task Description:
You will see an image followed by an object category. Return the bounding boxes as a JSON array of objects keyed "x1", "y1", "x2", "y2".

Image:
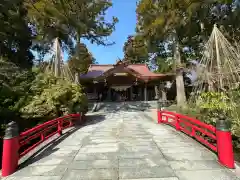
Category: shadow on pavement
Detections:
[{"x1": 18, "y1": 114, "x2": 106, "y2": 170}]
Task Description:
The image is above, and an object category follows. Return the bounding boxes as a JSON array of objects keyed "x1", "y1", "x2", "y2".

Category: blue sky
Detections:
[{"x1": 76, "y1": 0, "x2": 138, "y2": 64}]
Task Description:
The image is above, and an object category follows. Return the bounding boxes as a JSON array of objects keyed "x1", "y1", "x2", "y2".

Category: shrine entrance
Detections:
[{"x1": 111, "y1": 85, "x2": 131, "y2": 101}]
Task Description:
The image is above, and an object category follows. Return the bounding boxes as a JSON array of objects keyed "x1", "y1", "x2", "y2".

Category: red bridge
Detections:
[{"x1": 1, "y1": 103, "x2": 239, "y2": 180}]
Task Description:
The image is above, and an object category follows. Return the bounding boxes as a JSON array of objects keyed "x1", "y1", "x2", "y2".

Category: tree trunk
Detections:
[
  {"x1": 159, "y1": 83, "x2": 167, "y2": 101},
  {"x1": 75, "y1": 72, "x2": 79, "y2": 84},
  {"x1": 54, "y1": 38, "x2": 61, "y2": 77},
  {"x1": 200, "y1": 22, "x2": 213, "y2": 91},
  {"x1": 174, "y1": 39, "x2": 186, "y2": 106},
  {"x1": 74, "y1": 33, "x2": 81, "y2": 84}
]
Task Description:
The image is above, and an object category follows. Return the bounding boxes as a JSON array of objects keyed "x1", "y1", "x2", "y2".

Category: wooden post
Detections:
[
  {"x1": 144, "y1": 84, "x2": 147, "y2": 101},
  {"x1": 159, "y1": 82, "x2": 167, "y2": 101},
  {"x1": 107, "y1": 88, "x2": 111, "y2": 101},
  {"x1": 154, "y1": 85, "x2": 159, "y2": 100},
  {"x1": 130, "y1": 86, "x2": 133, "y2": 100},
  {"x1": 138, "y1": 87, "x2": 142, "y2": 100}
]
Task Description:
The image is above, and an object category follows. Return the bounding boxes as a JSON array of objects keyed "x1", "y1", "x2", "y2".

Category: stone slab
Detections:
[
  {"x1": 119, "y1": 178, "x2": 179, "y2": 180},
  {"x1": 119, "y1": 158, "x2": 169, "y2": 168},
  {"x1": 82, "y1": 143, "x2": 118, "y2": 148},
  {"x1": 119, "y1": 135, "x2": 153, "y2": 139},
  {"x1": 118, "y1": 152, "x2": 163, "y2": 159},
  {"x1": 155, "y1": 142, "x2": 196, "y2": 148},
  {"x1": 119, "y1": 146, "x2": 160, "y2": 154},
  {"x1": 120, "y1": 138, "x2": 153, "y2": 143},
  {"x1": 90, "y1": 139, "x2": 118, "y2": 143},
  {"x1": 5, "y1": 176, "x2": 62, "y2": 180},
  {"x1": 120, "y1": 141, "x2": 156, "y2": 146},
  {"x1": 11, "y1": 165, "x2": 67, "y2": 176},
  {"x1": 158, "y1": 146, "x2": 208, "y2": 154},
  {"x1": 153, "y1": 136, "x2": 185, "y2": 140},
  {"x1": 164, "y1": 152, "x2": 217, "y2": 161},
  {"x1": 69, "y1": 159, "x2": 118, "y2": 169},
  {"x1": 52, "y1": 145, "x2": 81, "y2": 151},
  {"x1": 175, "y1": 169, "x2": 240, "y2": 180},
  {"x1": 55, "y1": 140, "x2": 82, "y2": 146},
  {"x1": 61, "y1": 169, "x2": 118, "y2": 180},
  {"x1": 119, "y1": 167, "x2": 175, "y2": 179},
  {"x1": 78, "y1": 146, "x2": 119, "y2": 153},
  {"x1": 74, "y1": 152, "x2": 118, "y2": 161},
  {"x1": 41, "y1": 150, "x2": 78, "y2": 157},
  {"x1": 28, "y1": 156, "x2": 74, "y2": 166},
  {"x1": 153, "y1": 138, "x2": 195, "y2": 143},
  {"x1": 169, "y1": 160, "x2": 225, "y2": 170}
]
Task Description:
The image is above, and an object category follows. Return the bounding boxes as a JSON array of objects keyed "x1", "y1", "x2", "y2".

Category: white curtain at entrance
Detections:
[{"x1": 111, "y1": 85, "x2": 131, "y2": 91}]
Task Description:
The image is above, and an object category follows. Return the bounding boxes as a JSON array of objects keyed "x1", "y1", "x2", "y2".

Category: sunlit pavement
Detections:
[{"x1": 3, "y1": 104, "x2": 240, "y2": 180}]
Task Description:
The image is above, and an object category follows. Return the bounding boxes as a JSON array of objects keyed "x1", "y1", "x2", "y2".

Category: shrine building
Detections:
[{"x1": 80, "y1": 60, "x2": 174, "y2": 102}]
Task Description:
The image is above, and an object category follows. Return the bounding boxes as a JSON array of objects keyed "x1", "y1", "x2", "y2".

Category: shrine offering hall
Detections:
[{"x1": 80, "y1": 61, "x2": 174, "y2": 102}]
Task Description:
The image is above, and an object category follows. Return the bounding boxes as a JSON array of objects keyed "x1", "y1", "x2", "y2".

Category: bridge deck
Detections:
[{"x1": 3, "y1": 108, "x2": 240, "y2": 180}]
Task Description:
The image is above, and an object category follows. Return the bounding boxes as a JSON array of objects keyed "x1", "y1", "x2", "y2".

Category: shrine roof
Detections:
[
  {"x1": 80, "y1": 64, "x2": 113, "y2": 78},
  {"x1": 80, "y1": 63, "x2": 171, "y2": 79}
]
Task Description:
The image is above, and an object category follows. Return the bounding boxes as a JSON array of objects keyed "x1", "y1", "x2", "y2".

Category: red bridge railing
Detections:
[
  {"x1": 19, "y1": 114, "x2": 80, "y2": 158},
  {"x1": 159, "y1": 110, "x2": 217, "y2": 151},
  {"x1": 1, "y1": 113, "x2": 84, "y2": 177},
  {"x1": 157, "y1": 109, "x2": 235, "y2": 169}
]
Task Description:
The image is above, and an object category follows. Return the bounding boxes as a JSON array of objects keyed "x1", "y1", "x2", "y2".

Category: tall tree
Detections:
[
  {"x1": 68, "y1": 43, "x2": 96, "y2": 75},
  {"x1": 136, "y1": 0, "x2": 193, "y2": 105},
  {"x1": 25, "y1": 0, "x2": 119, "y2": 56},
  {"x1": 180, "y1": 0, "x2": 240, "y2": 54},
  {"x1": 0, "y1": 0, "x2": 34, "y2": 68},
  {"x1": 123, "y1": 35, "x2": 148, "y2": 64},
  {"x1": 136, "y1": 0, "x2": 240, "y2": 105}
]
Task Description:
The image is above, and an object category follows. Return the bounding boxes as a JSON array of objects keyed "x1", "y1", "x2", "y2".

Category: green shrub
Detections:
[
  {"x1": 175, "y1": 91, "x2": 240, "y2": 148},
  {"x1": 0, "y1": 60, "x2": 37, "y2": 121},
  {"x1": 0, "y1": 59, "x2": 88, "y2": 132},
  {"x1": 20, "y1": 73, "x2": 88, "y2": 121}
]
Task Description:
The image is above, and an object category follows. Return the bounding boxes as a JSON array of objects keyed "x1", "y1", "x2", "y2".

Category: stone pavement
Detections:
[{"x1": 3, "y1": 108, "x2": 240, "y2": 180}]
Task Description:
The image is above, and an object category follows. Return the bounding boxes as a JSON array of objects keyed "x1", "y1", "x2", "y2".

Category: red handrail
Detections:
[
  {"x1": 159, "y1": 110, "x2": 217, "y2": 152},
  {"x1": 19, "y1": 113, "x2": 81, "y2": 158}
]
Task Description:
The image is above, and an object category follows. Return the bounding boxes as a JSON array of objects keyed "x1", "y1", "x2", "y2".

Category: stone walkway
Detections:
[{"x1": 3, "y1": 109, "x2": 240, "y2": 180}]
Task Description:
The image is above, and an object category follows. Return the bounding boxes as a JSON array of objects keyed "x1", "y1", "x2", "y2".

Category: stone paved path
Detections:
[{"x1": 3, "y1": 109, "x2": 240, "y2": 180}]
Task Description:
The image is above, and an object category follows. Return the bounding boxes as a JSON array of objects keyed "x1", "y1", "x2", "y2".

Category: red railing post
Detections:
[
  {"x1": 191, "y1": 127, "x2": 196, "y2": 137},
  {"x1": 41, "y1": 133, "x2": 45, "y2": 141},
  {"x1": 2, "y1": 121, "x2": 19, "y2": 177},
  {"x1": 157, "y1": 101, "x2": 162, "y2": 123},
  {"x1": 157, "y1": 111, "x2": 162, "y2": 123},
  {"x1": 216, "y1": 119, "x2": 235, "y2": 169},
  {"x1": 175, "y1": 115, "x2": 180, "y2": 131},
  {"x1": 57, "y1": 119, "x2": 62, "y2": 136}
]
